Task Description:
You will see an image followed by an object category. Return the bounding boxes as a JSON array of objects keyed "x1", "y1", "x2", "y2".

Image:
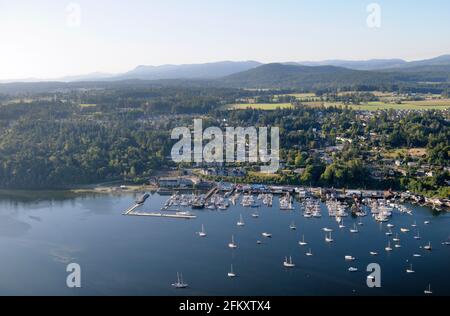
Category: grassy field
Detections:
[
  {"x1": 228, "y1": 103, "x2": 294, "y2": 110},
  {"x1": 382, "y1": 148, "x2": 428, "y2": 159},
  {"x1": 248, "y1": 171, "x2": 281, "y2": 180},
  {"x1": 302, "y1": 100, "x2": 450, "y2": 111}
]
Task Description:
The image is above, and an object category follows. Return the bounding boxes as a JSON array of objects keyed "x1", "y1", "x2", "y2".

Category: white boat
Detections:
[
  {"x1": 358, "y1": 219, "x2": 364, "y2": 226},
  {"x1": 283, "y1": 256, "x2": 296, "y2": 268},
  {"x1": 228, "y1": 235, "x2": 237, "y2": 249},
  {"x1": 395, "y1": 244, "x2": 402, "y2": 248},
  {"x1": 424, "y1": 221, "x2": 430, "y2": 225},
  {"x1": 370, "y1": 251, "x2": 378, "y2": 256},
  {"x1": 349, "y1": 223, "x2": 359, "y2": 234},
  {"x1": 323, "y1": 228, "x2": 333, "y2": 232},
  {"x1": 345, "y1": 256, "x2": 356, "y2": 261},
  {"x1": 262, "y1": 232, "x2": 272, "y2": 238},
  {"x1": 406, "y1": 264, "x2": 415, "y2": 273},
  {"x1": 339, "y1": 219, "x2": 345, "y2": 229},
  {"x1": 298, "y1": 235, "x2": 308, "y2": 246},
  {"x1": 385, "y1": 241, "x2": 393, "y2": 252},
  {"x1": 237, "y1": 214, "x2": 245, "y2": 227},
  {"x1": 348, "y1": 267, "x2": 358, "y2": 272},
  {"x1": 251, "y1": 211, "x2": 259, "y2": 218},
  {"x1": 413, "y1": 254, "x2": 422, "y2": 257},
  {"x1": 442, "y1": 241, "x2": 450, "y2": 246},
  {"x1": 401, "y1": 228, "x2": 410, "y2": 233},
  {"x1": 198, "y1": 224, "x2": 207, "y2": 237},
  {"x1": 424, "y1": 284, "x2": 433, "y2": 295},
  {"x1": 414, "y1": 232, "x2": 421, "y2": 240},
  {"x1": 325, "y1": 232, "x2": 334, "y2": 243},
  {"x1": 289, "y1": 222, "x2": 297, "y2": 230},
  {"x1": 424, "y1": 242, "x2": 432, "y2": 251},
  {"x1": 387, "y1": 223, "x2": 395, "y2": 228},
  {"x1": 393, "y1": 234, "x2": 400, "y2": 242},
  {"x1": 256, "y1": 240, "x2": 262, "y2": 245},
  {"x1": 228, "y1": 264, "x2": 237, "y2": 278},
  {"x1": 411, "y1": 221, "x2": 417, "y2": 228},
  {"x1": 172, "y1": 273, "x2": 188, "y2": 289},
  {"x1": 386, "y1": 229, "x2": 393, "y2": 236},
  {"x1": 306, "y1": 249, "x2": 313, "y2": 256}
]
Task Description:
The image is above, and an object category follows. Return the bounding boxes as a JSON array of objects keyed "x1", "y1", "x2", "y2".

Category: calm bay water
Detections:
[{"x1": 0, "y1": 191, "x2": 449, "y2": 296}]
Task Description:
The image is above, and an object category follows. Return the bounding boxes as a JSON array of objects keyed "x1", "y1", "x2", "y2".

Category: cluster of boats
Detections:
[
  {"x1": 302, "y1": 198, "x2": 321, "y2": 218},
  {"x1": 280, "y1": 193, "x2": 294, "y2": 211},
  {"x1": 241, "y1": 194, "x2": 259, "y2": 208},
  {"x1": 326, "y1": 199, "x2": 348, "y2": 218},
  {"x1": 167, "y1": 190, "x2": 445, "y2": 295}
]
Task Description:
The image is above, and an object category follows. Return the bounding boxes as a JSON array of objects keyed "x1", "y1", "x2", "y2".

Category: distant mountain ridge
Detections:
[
  {"x1": 296, "y1": 59, "x2": 407, "y2": 70},
  {"x1": 1, "y1": 55, "x2": 449, "y2": 91},
  {"x1": 114, "y1": 61, "x2": 262, "y2": 81}
]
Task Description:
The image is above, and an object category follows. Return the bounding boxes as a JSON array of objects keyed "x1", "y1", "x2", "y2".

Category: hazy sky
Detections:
[{"x1": 1, "y1": 0, "x2": 450, "y2": 80}]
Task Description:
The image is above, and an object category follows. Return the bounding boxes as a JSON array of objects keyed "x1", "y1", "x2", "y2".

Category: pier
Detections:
[
  {"x1": 205, "y1": 186, "x2": 219, "y2": 201},
  {"x1": 126, "y1": 211, "x2": 197, "y2": 219},
  {"x1": 123, "y1": 203, "x2": 141, "y2": 215}
]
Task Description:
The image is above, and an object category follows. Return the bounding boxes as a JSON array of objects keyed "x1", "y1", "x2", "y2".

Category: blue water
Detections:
[{"x1": 0, "y1": 191, "x2": 448, "y2": 296}]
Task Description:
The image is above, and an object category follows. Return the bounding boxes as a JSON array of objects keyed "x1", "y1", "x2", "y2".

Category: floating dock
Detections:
[
  {"x1": 126, "y1": 211, "x2": 197, "y2": 220},
  {"x1": 123, "y1": 204, "x2": 141, "y2": 215}
]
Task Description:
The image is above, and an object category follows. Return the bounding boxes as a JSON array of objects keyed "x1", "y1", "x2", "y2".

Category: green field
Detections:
[
  {"x1": 302, "y1": 100, "x2": 450, "y2": 111},
  {"x1": 228, "y1": 103, "x2": 294, "y2": 110}
]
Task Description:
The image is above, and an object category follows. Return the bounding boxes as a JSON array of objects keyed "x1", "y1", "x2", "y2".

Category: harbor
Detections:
[{"x1": 0, "y1": 189, "x2": 449, "y2": 295}]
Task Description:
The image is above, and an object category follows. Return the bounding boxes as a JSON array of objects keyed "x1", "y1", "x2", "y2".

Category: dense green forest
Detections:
[{"x1": 0, "y1": 86, "x2": 449, "y2": 197}]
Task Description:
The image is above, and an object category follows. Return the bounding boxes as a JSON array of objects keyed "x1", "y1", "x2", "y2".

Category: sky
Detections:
[{"x1": 0, "y1": 0, "x2": 450, "y2": 80}]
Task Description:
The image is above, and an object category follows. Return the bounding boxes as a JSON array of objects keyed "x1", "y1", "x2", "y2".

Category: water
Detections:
[{"x1": 0, "y1": 191, "x2": 449, "y2": 296}]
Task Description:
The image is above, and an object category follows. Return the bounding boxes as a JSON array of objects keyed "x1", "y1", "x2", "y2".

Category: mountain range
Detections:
[{"x1": 1, "y1": 55, "x2": 449, "y2": 93}]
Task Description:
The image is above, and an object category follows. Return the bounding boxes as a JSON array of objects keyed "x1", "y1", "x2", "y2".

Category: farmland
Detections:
[{"x1": 227, "y1": 103, "x2": 294, "y2": 110}]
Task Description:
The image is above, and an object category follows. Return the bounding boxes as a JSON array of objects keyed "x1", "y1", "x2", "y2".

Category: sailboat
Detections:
[
  {"x1": 411, "y1": 221, "x2": 417, "y2": 228},
  {"x1": 306, "y1": 249, "x2": 313, "y2": 256},
  {"x1": 237, "y1": 214, "x2": 245, "y2": 227},
  {"x1": 350, "y1": 223, "x2": 359, "y2": 234},
  {"x1": 370, "y1": 251, "x2": 378, "y2": 256},
  {"x1": 386, "y1": 228, "x2": 393, "y2": 236},
  {"x1": 401, "y1": 227, "x2": 410, "y2": 233},
  {"x1": 228, "y1": 235, "x2": 237, "y2": 249},
  {"x1": 387, "y1": 223, "x2": 395, "y2": 228},
  {"x1": 289, "y1": 222, "x2": 297, "y2": 230},
  {"x1": 424, "y1": 284, "x2": 433, "y2": 295},
  {"x1": 299, "y1": 235, "x2": 308, "y2": 246},
  {"x1": 393, "y1": 234, "x2": 400, "y2": 242},
  {"x1": 424, "y1": 241, "x2": 432, "y2": 251},
  {"x1": 251, "y1": 211, "x2": 259, "y2": 218},
  {"x1": 325, "y1": 232, "x2": 334, "y2": 243},
  {"x1": 339, "y1": 219, "x2": 345, "y2": 229},
  {"x1": 283, "y1": 256, "x2": 296, "y2": 268},
  {"x1": 228, "y1": 264, "x2": 237, "y2": 278},
  {"x1": 345, "y1": 255, "x2": 356, "y2": 261},
  {"x1": 198, "y1": 224, "x2": 207, "y2": 237},
  {"x1": 406, "y1": 264, "x2": 415, "y2": 273},
  {"x1": 172, "y1": 272, "x2": 188, "y2": 289},
  {"x1": 385, "y1": 241, "x2": 393, "y2": 252},
  {"x1": 323, "y1": 227, "x2": 333, "y2": 232},
  {"x1": 414, "y1": 231, "x2": 421, "y2": 240},
  {"x1": 358, "y1": 218, "x2": 364, "y2": 226}
]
